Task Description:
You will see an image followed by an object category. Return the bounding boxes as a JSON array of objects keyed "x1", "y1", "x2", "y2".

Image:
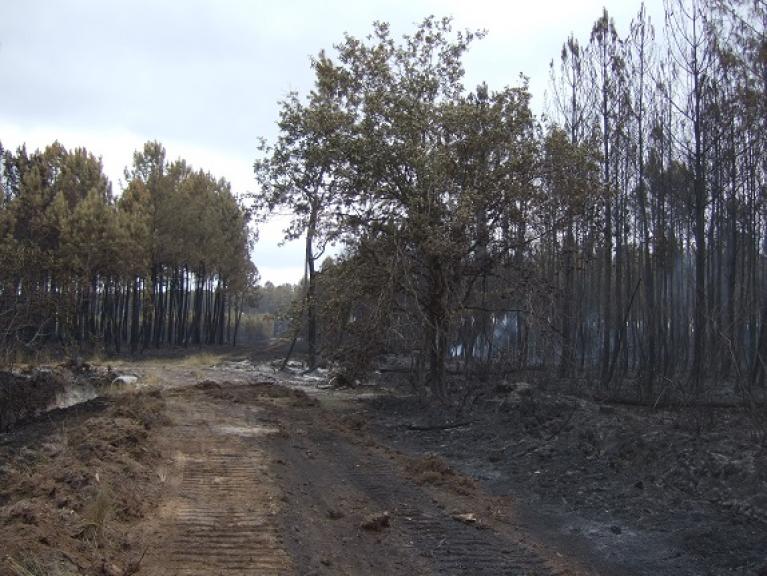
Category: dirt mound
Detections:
[
  {"x1": 360, "y1": 511, "x2": 391, "y2": 531},
  {"x1": 405, "y1": 454, "x2": 475, "y2": 495},
  {"x1": 112, "y1": 390, "x2": 170, "y2": 431},
  {"x1": 0, "y1": 391, "x2": 167, "y2": 576},
  {"x1": 0, "y1": 366, "x2": 116, "y2": 432},
  {"x1": 0, "y1": 369, "x2": 67, "y2": 431},
  {"x1": 194, "y1": 379, "x2": 224, "y2": 391},
  {"x1": 196, "y1": 379, "x2": 319, "y2": 408}
]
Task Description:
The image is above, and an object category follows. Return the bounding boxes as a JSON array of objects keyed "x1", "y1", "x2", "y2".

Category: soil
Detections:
[
  {"x1": 363, "y1": 378, "x2": 767, "y2": 576},
  {"x1": 0, "y1": 364, "x2": 114, "y2": 431},
  {"x1": 0, "y1": 350, "x2": 765, "y2": 575},
  {"x1": 0, "y1": 391, "x2": 167, "y2": 576}
]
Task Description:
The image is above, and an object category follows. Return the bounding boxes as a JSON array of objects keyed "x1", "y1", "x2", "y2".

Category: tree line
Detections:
[
  {"x1": 0, "y1": 141, "x2": 256, "y2": 361},
  {"x1": 255, "y1": 0, "x2": 766, "y2": 403}
]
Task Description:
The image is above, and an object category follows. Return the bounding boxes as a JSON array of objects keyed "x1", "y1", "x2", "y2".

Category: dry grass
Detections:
[
  {"x1": 172, "y1": 352, "x2": 223, "y2": 367},
  {"x1": 83, "y1": 484, "x2": 112, "y2": 549},
  {"x1": 5, "y1": 557, "x2": 47, "y2": 576},
  {"x1": 142, "y1": 351, "x2": 226, "y2": 368},
  {"x1": 97, "y1": 350, "x2": 228, "y2": 373},
  {"x1": 2, "y1": 556, "x2": 76, "y2": 576}
]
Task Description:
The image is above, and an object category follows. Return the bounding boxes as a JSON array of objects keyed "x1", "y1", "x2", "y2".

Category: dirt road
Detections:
[
  {"x1": 4, "y1": 359, "x2": 760, "y2": 575},
  {"x1": 141, "y1": 382, "x2": 292, "y2": 574},
  {"x1": 134, "y1": 376, "x2": 608, "y2": 576}
]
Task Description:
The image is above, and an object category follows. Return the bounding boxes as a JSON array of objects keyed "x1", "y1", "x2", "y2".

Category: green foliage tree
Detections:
[
  {"x1": 253, "y1": 65, "x2": 354, "y2": 367},
  {"x1": 0, "y1": 140, "x2": 256, "y2": 361},
  {"x1": 256, "y1": 17, "x2": 539, "y2": 398}
]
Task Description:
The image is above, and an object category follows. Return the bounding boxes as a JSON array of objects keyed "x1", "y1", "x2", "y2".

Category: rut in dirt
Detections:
[
  {"x1": 271, "y1": 418, "x2": 572, "y2": 575},
  {"x1": 145, "y1": 387, "x2": 293, "y2": 576},
  {"x1": 166, "y1": 449, "x2": 289, "y2": 574},
  {"x1": 149, "y1": 380, "x2": 592, "y2": 575}
]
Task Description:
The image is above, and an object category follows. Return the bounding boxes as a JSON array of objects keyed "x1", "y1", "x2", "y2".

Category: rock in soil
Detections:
[{"x1": 360, "y1": 511, "x2": 391, "y2": 531}]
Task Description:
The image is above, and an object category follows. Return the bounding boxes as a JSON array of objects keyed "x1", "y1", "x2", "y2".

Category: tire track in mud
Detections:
[
  {"x1": 143, "y1": 379, "x2": 592, "y2": 575},
  {"x1": 272, "y1": 424, "x2": 570, "y2": 576},
  {"x1": 145, "y1": 392, "x2": 293, "y2": 576},
  {"x1": 345, "y1": 457, "x2": 558, "y2": 575}
]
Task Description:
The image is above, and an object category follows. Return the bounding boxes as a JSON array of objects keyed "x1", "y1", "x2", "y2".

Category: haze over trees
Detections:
[
  {"x1": 255, "y1": 1, "x2": 767, "y2": 404},
  {"x1": 0, "y1": 141, "x2": 256, "y2": 359}
]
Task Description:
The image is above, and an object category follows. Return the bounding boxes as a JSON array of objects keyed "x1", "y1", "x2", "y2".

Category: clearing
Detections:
[{"x1": 1, "y1": 350, "x2": 765, "y2": 575}]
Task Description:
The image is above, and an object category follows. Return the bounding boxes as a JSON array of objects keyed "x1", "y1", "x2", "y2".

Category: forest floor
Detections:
[{"x1": 0, "y1": 346, "x2": 765, "y2": 575}]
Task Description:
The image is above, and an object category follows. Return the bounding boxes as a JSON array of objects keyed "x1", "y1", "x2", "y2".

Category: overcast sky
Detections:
[{"x1": 0, "y1": 0, "x2": 664, "y2": 285}]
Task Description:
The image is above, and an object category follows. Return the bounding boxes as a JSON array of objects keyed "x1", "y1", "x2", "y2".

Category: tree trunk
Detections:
[{"x1": 305, "y1": 202, "x2": 319, "y2": 369}]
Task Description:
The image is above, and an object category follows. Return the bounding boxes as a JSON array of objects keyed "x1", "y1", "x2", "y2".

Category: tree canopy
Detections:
[
  {"x1": 0, "y1": 140, "x2": 256, "y2": 360},
  {"x1": 255, "y1": 3, "x2": 767, "y2": 404}
]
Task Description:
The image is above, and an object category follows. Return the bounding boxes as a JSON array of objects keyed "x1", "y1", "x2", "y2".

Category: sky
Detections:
[{"x1": 0, "y1": 0, "x2": 664, "y2": 285}]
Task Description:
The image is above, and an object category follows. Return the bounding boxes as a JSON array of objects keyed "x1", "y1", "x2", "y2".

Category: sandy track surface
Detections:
[
  {"x1": 142, "y1": 383, "x2": 293, "y2": 575},
  {"x1": 133, "y1": 370, "x2": 598, "y2": 576}
]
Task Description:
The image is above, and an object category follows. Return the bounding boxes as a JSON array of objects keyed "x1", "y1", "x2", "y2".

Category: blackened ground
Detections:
[{"x1": 362, "y1": 379, "x2": 767, "y2": 576}]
